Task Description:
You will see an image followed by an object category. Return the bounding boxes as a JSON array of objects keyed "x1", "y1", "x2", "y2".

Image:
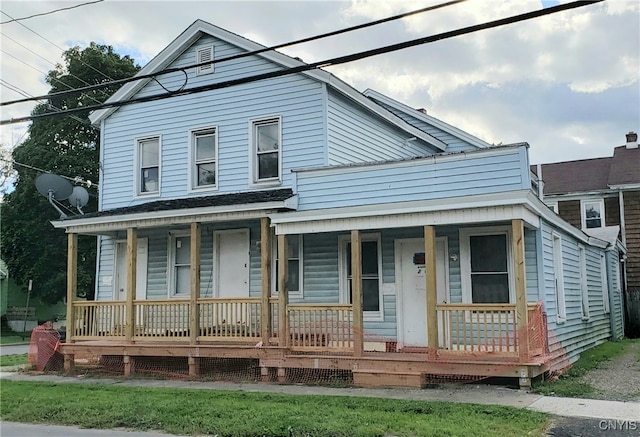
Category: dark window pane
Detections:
[
  {"x1": 470, "y1": 234, "x2": 507, "y2": 272},
  {"x1": 141, "y1": 167, "x2": 158, "y2": 192},
  {"x1": 362, "y1": 241, "x2": 379, "y2": 275},
  {"x1": 175, "y1": 265, "x2": 190, "y2": 295},
  {"x1": 197, "y1": 163, "x2": 216, "y2": 186},
  {"x1": 196, "y1": 134, "x2": 215, "y2": 160},
  {"x1": 258, "y1": 152, "x2": 278, "y2": 179},
  {"x1": 586, "y1": 218, "x2": 601, "y2": 228},
  {"x1": 288, "y1": 259, "x2": 299, "y2": 291},
  {"x1": 363, "y1": 279, "x2": 380, "y2": 311},
  {"x1": 471, "y1": 274, "x2": 509, "y2": 303}
]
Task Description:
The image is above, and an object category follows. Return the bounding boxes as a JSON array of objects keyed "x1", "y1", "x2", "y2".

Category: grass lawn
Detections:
[
  {"x1": 0, "y1": 354, "x2": 28, "y2": 368},
  {"x1": 0, "y1": 381, "x2": 549, "y2": 437},
  {"x1": 0, "y1": 335, "x2": 29, "y2": 345},
  {"x1": 533, "y1": 339, "x2": 637, "y2": 398}
]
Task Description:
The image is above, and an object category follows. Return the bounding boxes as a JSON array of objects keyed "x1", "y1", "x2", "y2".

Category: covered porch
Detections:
[{"x1": 61, "y1": 214, "x2": 550, "y2": 388}]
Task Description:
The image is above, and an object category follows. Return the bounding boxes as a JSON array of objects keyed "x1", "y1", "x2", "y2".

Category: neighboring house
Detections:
[
  {"x1": 532, "y1": 133, "x2": 640, "y2": 337},
  {"x1": 53, "y1": 20, "x2": 625, "y2": 388}
]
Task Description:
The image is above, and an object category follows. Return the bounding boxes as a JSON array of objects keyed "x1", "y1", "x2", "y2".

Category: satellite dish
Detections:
[
  {"x1": 68, "y1": 186, "x2": 89, "y2": 214},
  {"x1": 35, "y1": 173, "x2": 73, "y2": 219},
  {"x1": 35, "y1": 173, "x2": 73, "y2": 201}
]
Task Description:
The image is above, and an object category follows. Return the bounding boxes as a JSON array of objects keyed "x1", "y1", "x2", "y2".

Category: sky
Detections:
[{"x1": 0, "y1": 0, "x2": 638, "y2": 168}]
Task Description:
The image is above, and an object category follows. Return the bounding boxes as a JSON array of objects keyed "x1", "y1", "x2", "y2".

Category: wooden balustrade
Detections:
[
  {"x1": 287, "y1": 304, "x2": 353, "y2": 351},
  {"x1": 197, "y1": 298, "x2": 261, "y2": 341},
  {"x1": 436, "y1": 304, "x2": 519, "y2": 354},
  {"x1": 132, "y1": 299, "x2": 191, "y2": 340},
  {"x1": 269, "y1": 297, "x2": 279, "y2": 344},
  {"x1": 71, "y1": 301, "x2": 127, "y2": 340}
]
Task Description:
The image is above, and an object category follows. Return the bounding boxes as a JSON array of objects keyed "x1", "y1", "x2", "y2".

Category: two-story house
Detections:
[
  {"x1": 533, "y1": 133, "x2": 639, "y2": 337},
  {"x1": 53, "y1": 20, "x2": 625, "y2": 389}
]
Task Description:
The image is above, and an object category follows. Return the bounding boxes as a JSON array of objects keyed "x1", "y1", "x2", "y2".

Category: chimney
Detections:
[{"x1": 626, "y1": 131, "x2": 638, "y2": 149}]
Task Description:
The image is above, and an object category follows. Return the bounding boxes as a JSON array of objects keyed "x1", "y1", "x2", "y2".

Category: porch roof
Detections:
[{"x1": 52, "y1": 189, "x2": 297, "y2": 234}]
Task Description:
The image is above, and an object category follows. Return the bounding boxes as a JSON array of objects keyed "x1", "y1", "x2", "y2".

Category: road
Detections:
[
  {"x1": 0, "y1": 422, "x2": 186, "y2": 437},
  {"x1": 0, "y1": 344, "x2": 29, "y2": 356}
]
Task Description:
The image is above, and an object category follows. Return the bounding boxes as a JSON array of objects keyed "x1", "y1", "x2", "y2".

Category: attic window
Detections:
[{"x1": 196, "y1": 45, "x2": 214, "y2": 76}]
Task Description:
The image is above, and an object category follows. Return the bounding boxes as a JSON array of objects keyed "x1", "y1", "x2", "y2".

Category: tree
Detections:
[{"x1": 1, "y1": 43, "x2": 140, "y2": 303}]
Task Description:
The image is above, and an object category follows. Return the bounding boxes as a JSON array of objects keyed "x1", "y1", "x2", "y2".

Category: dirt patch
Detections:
[{"x1": 578, "y1": 340, "x2": 640, "y2": 402}]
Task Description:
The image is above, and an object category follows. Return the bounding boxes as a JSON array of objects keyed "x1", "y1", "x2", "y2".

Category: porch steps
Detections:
[{"x1": 352, "y1": 369, "x2": 425, "y2": 388}]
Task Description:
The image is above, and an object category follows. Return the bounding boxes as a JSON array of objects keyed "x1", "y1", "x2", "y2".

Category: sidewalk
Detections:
[{"x1": 2, "y1": 371, "x2": 638, "y2": 421}]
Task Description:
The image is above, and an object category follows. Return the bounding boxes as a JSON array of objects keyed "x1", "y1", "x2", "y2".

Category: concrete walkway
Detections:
[{"x1": 2, "y1": 371, "x2": 638, "y2": 421}]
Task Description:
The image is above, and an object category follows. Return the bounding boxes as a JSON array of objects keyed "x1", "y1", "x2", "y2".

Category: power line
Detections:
[
  {"x1": 1, "y1": 31, "x2": 110, "y2": 104},
  {"x1": 0, "y1": 9, "x2": 115, "y2": 82},
  {"x1": 0, "y1": 0, "x2": 603, "y2": 125},
  {"x1": 2, "y1": 0, "x2": 468, "y2": 106},
  {"x1": 0, "y1": 157, "x2": 98, "y2": 191},
  {"x1": 0, "y1": 0, "x2": 104, "y2": 24}
]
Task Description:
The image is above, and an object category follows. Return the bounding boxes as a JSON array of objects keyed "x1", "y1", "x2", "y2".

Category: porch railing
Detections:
[
  {"x1": 71, "y1": 301, "x2": 127, "y2": 340},
  {"x1": 133, "y1": 299, "x2": 190, "y2": 340},
  {"x1": 288, "y1": 304, "x2": 353, "y2": 351},
  {"x1": 198, "y1": 298, "x2": 261, "y2": 341}
]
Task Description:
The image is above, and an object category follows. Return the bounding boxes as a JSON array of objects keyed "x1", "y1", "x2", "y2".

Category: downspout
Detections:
[{"x1": 605, "y1": 250, "x2": 619, "y2": 340}]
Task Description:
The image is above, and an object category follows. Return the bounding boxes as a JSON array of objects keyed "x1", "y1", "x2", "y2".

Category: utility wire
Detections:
[
  {"x1": 1, "y1": 31, "x2": 110, "y2": 104},
  {"x1": 2, "y1": 0, "x2": 468, "y2": 106},
  {"x1": 0, "y1": 0, "x2": 603, "y2": 125},
  {"x1": 0, "y1": 157, "x2": 98, "y2": 191},
  {"x1": 0, "y1": 0, "x2": 104, "y2": 24},
  {"x1": 0, "y1": 9, "x2": 115, "y2": 82}
]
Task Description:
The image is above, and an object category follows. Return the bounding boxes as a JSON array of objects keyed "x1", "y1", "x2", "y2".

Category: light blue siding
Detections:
[
  {"x1": 326, "y1": 90, "x2": 438, "y2": 165},
  {"x1": 296, "y1": 147, "x2": 528, "y2": 211},
  {"x1": 370, "y1": 99, "x2": 480, "y2": 153},
  {"x1": 96, "y1": 236, "x2": 114, "y2": 300},
  {"x1": 525, "y1": 228, "x2": 539, "y2": 302},
  {"x1": 100, "y1": 35, "x2": 326, "y2": 210}
]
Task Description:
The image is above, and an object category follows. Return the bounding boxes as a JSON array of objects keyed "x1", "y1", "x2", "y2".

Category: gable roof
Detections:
[
  {"x1": 533, "y1": 143, "x2": 640, "y2": 195},
  {"x1": 89, "y1": 19, "x2": 446, "y2": 152},
  {"x1": 362, "y1": 89, "x2": 490, "y2": 150}
]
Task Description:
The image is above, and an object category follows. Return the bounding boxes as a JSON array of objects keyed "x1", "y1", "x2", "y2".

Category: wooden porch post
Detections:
[
  {"x1": 351, "y1": 230, "x2": 364, "y2": 357},
  {"x1": 189, "y1": 222, "x2": 201, "y2": 347},
  {"x1": 66, "y1": 233, "x2": 78, "y2": 344},
  {"x1": 424, "y1": 225, "x2": 438, "y2": 357},
  {"x1": 260, "y1": 218, "x2": 272, "y2": 345},
  {"x1": 125, "y1": 228, "x2": 137, "y2": 342},
  {"x1": 512, "y1": 219, "x2": 529, "y2": 362},
  {"x1": 277, "y1": 234, "x2": 289, "y2": 347}
]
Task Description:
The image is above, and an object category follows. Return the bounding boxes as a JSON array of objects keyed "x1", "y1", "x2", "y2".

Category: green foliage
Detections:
[
  {"x1": 533, "y1": 339, "x2": 635, "y2": 398},
  {"x1": 1, "y1": 43, "x2": 139, "y2": 303},
  {"x1": 0, "y1": 381, "x2": 549, "y2": 436}
]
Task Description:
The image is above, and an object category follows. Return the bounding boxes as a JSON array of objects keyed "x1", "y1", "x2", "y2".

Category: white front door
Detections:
[
  {"x1": 213, "y1": 229, "x2": 250, "y2": 297},
  {"x1": 397, "y1": 237, "x2": 448, "y2": 348},
  {"x1": 114, "y1": 238, "x2": 148, "y2": 301}
]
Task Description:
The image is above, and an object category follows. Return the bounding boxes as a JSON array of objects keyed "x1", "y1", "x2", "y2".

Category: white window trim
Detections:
[
  {"x1": 187, "y1": 125, "x2": 219, "y2": 193},
  {"x1": 338, "y1": 233, "x2": 384, "y2": 322},
  {"x1": 581, "y1": 198, "x2": 605, "y2": 230},
  {"x1": 546, "y1": 201, "x2": 558, "y2": 214},
  {"x1": 167, "y1": 231, "x2": 191, "y2": 298},
  {"x1": 459, "y1": 226, "x2": 515, "y2": 304},
  {"x1": 579, "y1": 245, "x2": 589, "y2": 320},
  {"x1": 271, "y1": 234, "x2": 304, "y2": 299},
  {"x1": 195, "y1": 45, "x2": 214, "y2": 76},
  {"x1": 553, "y1": 232, "x2": 566, "y2": 323},
  {"x1": 134, "y1": 135, "x2": 161, "y2": 198},
  {"x1": 601, "y1": 253, "x2": 610, "y2": 314},
  {"x1": 249, "y1": 115, "x2": 282, "y2": 187}
]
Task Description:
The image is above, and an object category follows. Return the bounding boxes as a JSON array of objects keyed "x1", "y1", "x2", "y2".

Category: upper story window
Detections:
[
  {"x1": 581, "y1": 199, "x2": 605, "y2": 229},
  {"x1": 251, "y1": 117, "x2": 281, "y2": 184},
  {"x1": 196, "y1": 45, "x2": 214, "y2": 76},
  {"x1": 190, "y1": 127, "x2": 217, "y2": 189},
  {"x1": 137, "y1": 136, "x2": 160, "y2": 195}
]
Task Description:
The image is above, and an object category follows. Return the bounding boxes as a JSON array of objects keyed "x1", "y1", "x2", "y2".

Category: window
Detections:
[
  {"x1": 460, "y1": 227, "x2": 513, "y2": 304},
  {"x1": 581, "y1": 199, "x2": 605, "y2": 229},
  {"x1": 196, "y1": 45, "x2": 214, "y2": 76},
  {"x1": 251, "y1": 117, "x2": 281, "y2": 183},
  {"x1": 273, "y1": 234, "x2": 303, "y2": 297},
  {"x1": 601, "y1": 253, "x2": 610, "y2": 314},
  {"x1": 137, "y1": 136, "x2": 160, "y2": 195},
  {"x1": 579, "y1": 245, "x2": 589, "y2": 319},
  {"x1": 190, "y1": 127, "x2": 217, "y2": 189},
  {"x1": 553, "y1": 233, "x2": 566, "y2": 322},
  {"x1": 169, "y1": 234, "x2": 190, "y2": 296},
  {"x1": 340, "y1": 234, "x2": 383, "y2": 320}
]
